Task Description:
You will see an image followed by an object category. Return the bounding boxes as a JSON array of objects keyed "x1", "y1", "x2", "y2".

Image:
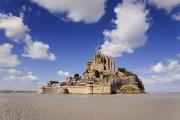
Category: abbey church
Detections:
[
  {"x1": 86, "y1": 47, "x2": 115, "y2": 73},
  {"x1": 82, "y1": 47, "x2": 115, "y2": 80}
]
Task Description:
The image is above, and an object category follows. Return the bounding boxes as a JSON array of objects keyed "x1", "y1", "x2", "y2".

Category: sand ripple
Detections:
[{"x1": 0, "y1": 93, "x2": 180, "y2": 120}]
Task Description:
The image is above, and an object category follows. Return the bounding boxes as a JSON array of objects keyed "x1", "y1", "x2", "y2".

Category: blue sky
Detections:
[{"x1": 0, "y1": 0, "x2": 180, "y2": 92}]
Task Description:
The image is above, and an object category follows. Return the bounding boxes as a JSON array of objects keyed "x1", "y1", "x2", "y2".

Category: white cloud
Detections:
[
  {"x1": 151, "y1": 62, "x2": 165, "y2": 73},
  {"x1": 57, "y1": 70, "x2": 70, "y2": 77},
  {"x1": 4, "y1": 74, "x2": 38, "y2": 83},
  {"x1": 0, "y1": 43, "x2": 20, "y2": 67},
  {"x1": 31, "y1": 0, "x2": 107, "y2": 23},
  {"x1": 148, "y1": 0, "x2": 180, "y2": 13},
  {"x1": 142, "y1": 73, "x2": 180, "y2": 85},
  {"x1": 0, "y1": 12, "x2": 56, "y2": 61},
  {"x1": 23, "y1": 34, "x2": 56, "y2": 61},
  {"x1": 0, "y1": 13, "x2": 29, "y2": 42},
  {"x1": 142, "y1": 59, "x2": 180, "y2": 85},
  {"x1": 172, "y1": 12, "x2": 180, "y2": 21},
  {"x1": 167, "y1": 60, "x2": 180, "y2": 71},
  {"x1": 151, "y1": 60, "x2": 180, "y2": 73},
  {"x1": 101, "y1": 0, "x2": 150, "y2": 57},
  {"x1": 0, "y1": 68, "x2": 21, "y2": 75},
  {"x1": 3, "y1": 71, "x2": 38, "y2": 83}
]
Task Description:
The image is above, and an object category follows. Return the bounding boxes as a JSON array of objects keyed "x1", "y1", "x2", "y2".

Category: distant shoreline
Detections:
[
  {"x1": 0, "y1": 90, "x2": 180, "y2": 94},
  {"x1": 0, "y1": 90, "x2": 36, "y2": 93}
]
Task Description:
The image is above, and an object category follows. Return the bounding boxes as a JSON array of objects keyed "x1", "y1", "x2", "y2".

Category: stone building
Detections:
[
  {"x1": 82, "y1": 47, "x2": 115, "y2": 79},
  {"x1": 86, "y1": 47, "x2": 115, "y2": 73},
  {"x1": 38, "y1": 46, "x2": 144, "y2": 94}
]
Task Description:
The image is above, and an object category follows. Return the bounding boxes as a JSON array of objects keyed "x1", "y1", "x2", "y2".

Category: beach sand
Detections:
[{"x1": 0, "y1": 93, "x2": 180, "y2": 120}]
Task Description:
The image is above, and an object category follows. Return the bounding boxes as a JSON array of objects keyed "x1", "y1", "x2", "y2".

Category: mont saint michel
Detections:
[
  {"x1": 39, "y1": 47, "x2": 144, "y2": 94},
  {"x1": 0, "y1": 0, "x2": 180, "y2": 120}
]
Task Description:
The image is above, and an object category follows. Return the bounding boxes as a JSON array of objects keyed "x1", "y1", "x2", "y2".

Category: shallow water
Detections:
[{"x1": 0, "y1": 93, "x2": 180, "y2": 120}]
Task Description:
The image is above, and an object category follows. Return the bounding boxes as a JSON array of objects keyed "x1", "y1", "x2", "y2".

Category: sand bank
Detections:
[{"x1": 0, "y1": 93, "x2": 180, "y2": 120}]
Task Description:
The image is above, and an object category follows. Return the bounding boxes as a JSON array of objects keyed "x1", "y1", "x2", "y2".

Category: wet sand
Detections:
[{"x1": 0, "y1": 93, "x2": 180, "y2": 120}]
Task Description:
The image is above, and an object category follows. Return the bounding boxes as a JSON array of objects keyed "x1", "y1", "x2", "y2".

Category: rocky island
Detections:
[{"x1": 39, "y1": 47, "x2": 144, "y2": 94}]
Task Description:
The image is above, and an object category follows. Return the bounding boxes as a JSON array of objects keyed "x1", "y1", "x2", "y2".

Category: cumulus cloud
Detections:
[
  {"x1": 0, "y1": 13, "x2": 29, "y2": 42},
  {"x1": 101, "y1": 0, "x2": 150, "y2": 57},
  {"x1": 142, "y1": 59, "x2": 180, "y2": 85},
  {"x1": 151, "y1": 62, "x2": 165, "y2": 73},
  {"x1": 3, "y1": 71, "x2": 38, "y2": 83},
  {"x1": 142, "y1": 73, "x2": 180, "y2": 85},
  {"x1": 23, "y1": 34, "x2": 56, "y2": 61},
  {"x1": 0, "y1": 68, "x2": 21, "y2": 75},
  {"x1": 0, "y1": 12, "x2": 56, "y2": 61},
  {"x1": 151, "y1": 60, "x2": 180, "y2": 73},
  {"x1": 148, "y1": 0, "x2": 180, "y2": 13},
  {"x1": 31, "y1": 0, "x2": 106, "y2": 23},
  {"x1": 4, "y1": 74, "x2": 38, "y2": 83},
  {"x1": 172, "y1": 12, "x2": 180, "y2": 21},
  {"x1": 167, "y1": 60, "x2": 180, "y2": 71},
  {"x1": 57, "y1": 70, "x2": 70, "y2": 77},
  {"x1": 0, "y1": 43, "x2": 20, "y2": 67}
]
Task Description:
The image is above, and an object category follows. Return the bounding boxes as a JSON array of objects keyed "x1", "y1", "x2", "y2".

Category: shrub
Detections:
[
  {"x1": 120, "y1": 85, "x2": 139, "y2": 94},
  {"x1": 118, "y1": 68, "x2": 126, "y2": 73},
  {"x1": 118, "y1": 67, "x2": 145, "y2": 91},
  {"x1": 118, "y1": 68, "x2": 134, "y2": 76},
  {"x1": 134, "y1": 75, "x2": 144, "y2": 91},
  {"x1": 74, "y1": 73, "x2": 79, "y2": 79}
]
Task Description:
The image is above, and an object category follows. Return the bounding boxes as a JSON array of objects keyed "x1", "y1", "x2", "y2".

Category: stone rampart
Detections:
[{"x1": 39, "y1": 85, "x2": 111, "y2": 94}]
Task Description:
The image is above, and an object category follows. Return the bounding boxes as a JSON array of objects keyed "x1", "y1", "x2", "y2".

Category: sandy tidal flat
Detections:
[{"x1": 0, "y1": 93, "x2": 180, "y2": 120}]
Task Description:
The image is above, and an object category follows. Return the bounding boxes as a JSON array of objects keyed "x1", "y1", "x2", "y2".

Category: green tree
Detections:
[
  {"x1": 74, "y1": 73, "x2": 80, "y2": 79},
  {"x1": 118, "y1": 68, "x2": 126, "y2": 73},
  {"x1": 118, "y1": 68, "x2": 134, "y2": 76},
  {"x1": 118, "y1": 67, "x2": 145, "y2": 91},
  {"x1": 134, "y1": 75, "x2": 144, "y2": 91}
]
